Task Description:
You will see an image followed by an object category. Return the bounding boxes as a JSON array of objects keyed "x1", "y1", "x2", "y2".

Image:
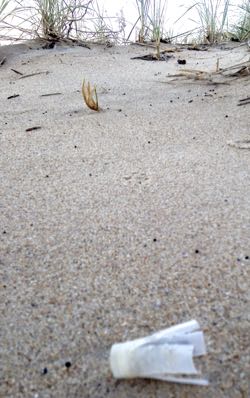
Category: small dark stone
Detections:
[
  {"x1": 42, "y1": 367, "x2": 48, "y2": 375},
  {"x1": 245, "y1": 256, "x2": 249, "y2": 260},
  {"x1": 74, "y1": 145, "x2": 77, "y2": 148},
  {"x1": 148, "y1": 141, "x2": 151, "y2": 144},
  {"x1": 193, "y1": 137, "x2": 196, "y2": 139},
  {"x1": 195, "y1": 249, "x2": 199, "y2": 254},
  {"x1": 170, "y1": 100, "x2": 173, "y2": 103},
  {"x1": 188, "y1": 99, "x2": 193, "y2": 103},
  {"x1": 153, "y1": 238, "x2": 157, "y2": 242},
  {"x1": 225, "y1": 115, "x2": 228, "y2": 118},
  {"x1": 89, "y1": 173, "x2": 92, "y2": 177},
  {"x1": 65, "y1": 361, "x2": 72, "y2": 368},
  {"x1": 118, "y1": 109, "x2": 122, "y2": 112},
  {"x1": 3, "y1": 230, "x2": 6, "y2": 234},
  {"x1": 237, "y1": 258, "x2": 241, "y2": 262},
  {"x1": 45, "y1": 175, "x2": 49, "y2": 178},
  {"x1": 149, "y1": 104, "x2": 152, "y2": 106},
  {"x1": 177, "y1": 59, "x2": 186, "y2": 65}
]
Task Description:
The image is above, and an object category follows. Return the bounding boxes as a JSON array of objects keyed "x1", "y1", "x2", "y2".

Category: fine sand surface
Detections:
[{"x1": 0, "y1": 41, "x2": 249, "y2": 398}]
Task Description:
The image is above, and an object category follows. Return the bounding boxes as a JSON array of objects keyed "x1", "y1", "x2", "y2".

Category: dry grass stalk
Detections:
[
  {"x1": 165, "y1": 60, "x2": 250, "y2": 84},
  {"x1": 82, "y1": 79, "x2": 99, "y2": 111},
  {"x1": 216, "y1": 58, "x2": 220, "y2": 72}
]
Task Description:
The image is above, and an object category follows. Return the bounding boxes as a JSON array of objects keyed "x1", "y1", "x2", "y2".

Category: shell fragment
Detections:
[{"x1": 110, "y1": 320, "x2": 208, "y2": 385}]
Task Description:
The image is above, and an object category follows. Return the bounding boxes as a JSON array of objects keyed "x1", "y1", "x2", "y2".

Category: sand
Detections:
[{"x1": 0, "y1": 40, "x2": 249, "y2": 398}]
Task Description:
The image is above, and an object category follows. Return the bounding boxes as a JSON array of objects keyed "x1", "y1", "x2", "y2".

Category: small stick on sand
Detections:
[
  {"x1": 11, "y1": 68, "x2": 23, "y2": 75},
  {"x1": 7, "y1": 94, "x2": 20, "y2": 99},
  {"x1": 0, "y1": 57, "x2": 6, "y2": 66},
  {"x1": 40, "y1": 92, "x2": 62, "y2": 97},
  {"x1": 237, "y1": 97, "x2": 250, "y2": 106},
  {"x1": 20, "y1": 71, "x2": 50, "y2": 79},
  {"x1": 216, "y1": 58, "x2": 220, "y2": 72},
  {"x1": 25, "y1": 126, "x2": 42, "y2": 132}
]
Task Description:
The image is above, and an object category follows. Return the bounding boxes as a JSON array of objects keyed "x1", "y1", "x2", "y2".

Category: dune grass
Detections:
[
  {"x1": 0, "y1": 0, "x2": 10, "y2": 17},
  {"x1": 176, "y1": 0, "x2": 230, "y2": 43},
  {"x1": 25, "y1": 0, "x2": 93, "y2": 41},
  {"x1": 0, "y1": 0, "x2": 125, "y2": 44},
  {"x1": 0, "y1": 0, "x2": 249, "y2": 45},
  {"x1": 233, "y1": 0, "x2": 250, "y2": 41},
  {"x1": 135, "y1": 0, "x2": 151, "y2": 42},
  {"x1": 77, "y1": 0, "x2": 126, "y2": 45},
  {"x1": 134, "y1": 0, "x2": 168, "y2": 58},
  {"x1": 0, "y1": 0, "x2": 94, "y2": 41}
]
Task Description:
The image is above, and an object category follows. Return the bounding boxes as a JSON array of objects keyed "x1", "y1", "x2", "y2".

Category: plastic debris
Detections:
[{"x1": 110, "y1": 319, "x2": 208, "y2": 385}]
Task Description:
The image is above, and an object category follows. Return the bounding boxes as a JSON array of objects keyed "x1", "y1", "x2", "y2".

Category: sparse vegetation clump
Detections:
[
  {"x1": 13, "y1": 0, "x2": 93, "y2": 41},
  {"x1": 0, "y1": 0, "x2": 250, "y2": 46},
  {"x1": 178, "y1": 0, "x2": 230, "y2": 44},
  {"x1": 134, "y1": 0, "x2": 168, "y2": 59},
  {"x1": 0, "y1": 0, "x2": 124, "y2": 44},
  {"x1": 232, "y1": 0, "x2": 250, "y2": 41}
]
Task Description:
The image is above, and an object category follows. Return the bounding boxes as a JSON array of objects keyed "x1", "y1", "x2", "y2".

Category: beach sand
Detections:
[{"x1": 0, "y1": 40, "x2": 249, "y2": 398}]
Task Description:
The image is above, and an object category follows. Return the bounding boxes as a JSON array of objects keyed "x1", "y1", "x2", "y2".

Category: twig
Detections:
[
  {"x1": 237, "y1": 96, "x2": 250, "y2": 106},
  {"x1": 131, "y1": 42, "x2": 157, "y2": 49},
  {"x1": 7, "y1": 94, "x2": 20, "y2": 99},
  {"x1": 40, "y1": 92, "x2": 62, "y2": 97},
  {"x1": 11, "y1": 68, "x2": 23, "y2": 75},
  {"x1": 25, "y1": 126, "x2": 42, "y2": 132},
  {"x1": 19, "y1": 71, "x2": 50, "y2": 79},
  {"x1": 216, "y1": 58, "x2": 219, "y2": 72},
  {"x1": 0, "y1": 57, "x2": 6, "y2": 66},
  {"x1": 227, "y1": 140, "x2": 250, "y2": 149}
]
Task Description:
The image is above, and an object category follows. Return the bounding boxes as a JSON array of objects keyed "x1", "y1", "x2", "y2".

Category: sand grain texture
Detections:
[{"x1": 0, "y1": 41, "x2": 249, "y2": 398}]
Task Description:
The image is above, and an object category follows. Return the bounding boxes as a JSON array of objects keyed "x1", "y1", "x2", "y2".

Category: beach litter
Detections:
[{"x1": 110, "y1": 319, "x2": 208, "y2": 386}]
